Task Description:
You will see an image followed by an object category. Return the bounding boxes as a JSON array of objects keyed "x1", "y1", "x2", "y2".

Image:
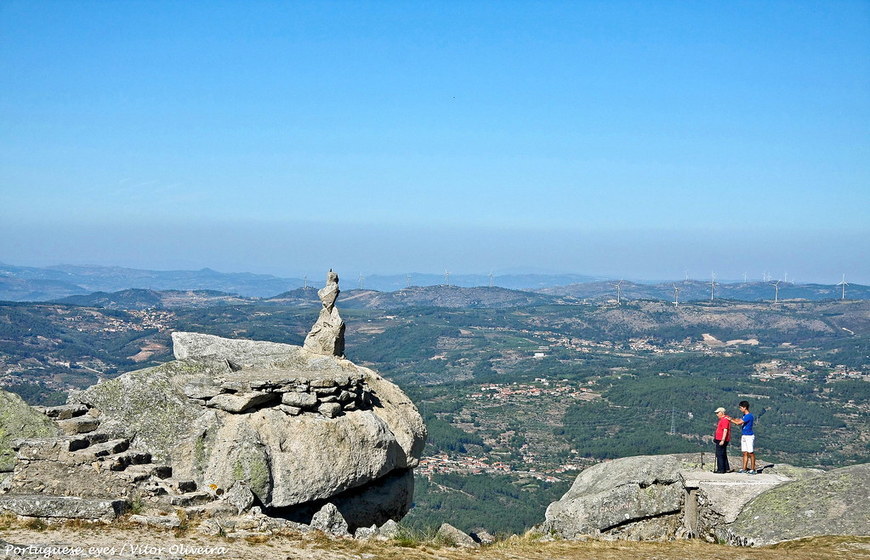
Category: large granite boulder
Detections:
[
  {"x1": 72, "y1": 332, "x2": 426, "y2": 529},
  {"x1": 543, "y1": 454, "x2": 698, "y2": 539},
  {"x1": 0, "y1": 390, "x2": 58, "y2": 474},
  {"x1": 542, "y1": 453, "x2": 820, "y2": 542},
  {"x1": 723, "y1": 463, "x2": 870, "y2": 546}
]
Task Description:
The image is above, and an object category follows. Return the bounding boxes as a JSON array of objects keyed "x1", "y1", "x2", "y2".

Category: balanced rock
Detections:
[
  {"x1": 303, "y1": 270, "x2": 345, "y2": 357},
  {"x1": 72, "y1": 331, "x2": 426, "y2": 529}
]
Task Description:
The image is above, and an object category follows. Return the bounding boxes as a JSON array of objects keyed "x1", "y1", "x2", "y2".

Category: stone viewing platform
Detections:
[
  {"x1": 678, "y1": 468, "x2": 795, "y2": 538},
  {"x1": 543, "y1": 453, "x2": 868, "y2": 546}
]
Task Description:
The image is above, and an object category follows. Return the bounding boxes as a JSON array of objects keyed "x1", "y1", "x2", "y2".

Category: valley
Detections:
[{"x1": 0, "y1": 288, "x2": 867, "y2": 534}]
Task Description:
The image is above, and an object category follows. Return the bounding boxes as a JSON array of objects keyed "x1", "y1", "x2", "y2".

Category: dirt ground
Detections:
[{"x1": 1, "y1": 521, "x2": 868, "y2": 560}]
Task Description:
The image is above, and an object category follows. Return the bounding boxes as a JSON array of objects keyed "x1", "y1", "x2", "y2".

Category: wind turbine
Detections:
[
  {"x1": 611, "y1": 280, "x2": 624, "y2": 304},
  {"x1": 406, "y1": 274, "x2": 412, "y2": 289},
  {"x1": 358, "y1": 274, "x2": 365, "y2": 290},
  {"x1": 709, "y1": 272, "x2": 717, "y2": 302},
  {"x1": 303, "y1": 275, "x2": 308, "y2": 290},
  {"x1": 771, "y1": 280, "x2": 780, "y2": 303},
  {"x1": 838, "y1": 274, "x2": 848, "y2": 300},
  {"x1": 672, "y1": 284, "x2": 680, "y2": 307},
  {"x1": 445, "y1": 270, "x2": 450, "y2": 286},
  {"x1": 489, "y1": 271, "x2": 494, "y2": 288}
]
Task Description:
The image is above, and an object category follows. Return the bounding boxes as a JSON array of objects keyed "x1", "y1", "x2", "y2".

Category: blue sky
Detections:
[{"x1": 1, "y1": 1, "x2": 868, "y2": 283}]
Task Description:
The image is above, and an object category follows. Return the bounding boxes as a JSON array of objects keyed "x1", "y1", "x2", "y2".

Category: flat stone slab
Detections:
[
  {"x1": 680, "y1": 470, "x2": 793, "y2": 523},
  {"x1": 0, "y1": 495, "x2": 127, "y2": 519},
  {"x1": 56, "y1": 417, "x2": 101, "y2": 435},
  {"x1": 206, "y1": 392, "x2": 277, "y2": 413}
]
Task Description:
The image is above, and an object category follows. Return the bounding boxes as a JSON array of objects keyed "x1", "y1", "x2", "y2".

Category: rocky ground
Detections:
[{"x1": 1, "y1": 519, "x2": 868, "y2": 560}]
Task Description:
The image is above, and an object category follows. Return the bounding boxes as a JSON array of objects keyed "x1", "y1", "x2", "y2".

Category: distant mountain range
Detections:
[
  {"x1": 538, "y1": 279, "x2": 869, "y2": 303},
  {"x1": 0, "y1": 263, "x2": 301, "y2": 300},
  {"x1": 0, "y1": 263, "x2": 595, "y2": 301},
  {"x1": 0, "y1": 262, "x2": 867, "y2": 304}
]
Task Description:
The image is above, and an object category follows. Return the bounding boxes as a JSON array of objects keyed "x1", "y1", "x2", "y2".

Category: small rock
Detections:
[
  {"x1": 437, "y1": 523, "x2": 479, "y2": 548},
  {"x1": 354, "y1": 525, "x2": 377, "y2": 540},
  {"x1": 377, "y1": 519, "x2": 400, "y2": 538},
  {"x1": 207, "y1": 392, "x2": 276, "y2": 413},
  {"x1": 169, "y1": 491, "x2": 212, "y2": 507},
  {"x1": 310, "y1": 503, "x2": 350, "y2": 536},
  {"x1": 281, "y1": 392, "x2": 317, "y2": 408},
  {"x1": 310, "y1": 377, "x2": 338, "y2": 388},
  {"x1": 225, "y1": 481, "x2": 255, "y2": 514},
  {"x1": 57, "y1": 417, "x2": 101, "y2": 435},
  {"x1": 471, "y1": 529, "x2": 496, "y2": 544},
  {"x1": 278, "y1": 404, "x2": 302, "y2": 416},
  {"x1": 318, "y1": 402, "x2": 342, "y2": 418}
]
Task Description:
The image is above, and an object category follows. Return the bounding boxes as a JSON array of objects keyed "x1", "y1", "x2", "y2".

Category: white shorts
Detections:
[{"x1": 741, "y1": 435, "x2": 755, "y2": 453}]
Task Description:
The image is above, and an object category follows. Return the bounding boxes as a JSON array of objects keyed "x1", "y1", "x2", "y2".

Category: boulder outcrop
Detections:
[
  {"x1": 1, "y1": 276, "x2": 425, "y2": 533},
  {"x1": 722, "y1": 463, "x2": 870, "y2": 546},
  {"x1": 543, "y1": 454, "x2": 695, "y2": 540},
  {"x1": 543, "y1": 453, "x2": 827, "y2": 543},
  {"x1": 68, "y1": 331, "x2": 425, "y2": 529}
]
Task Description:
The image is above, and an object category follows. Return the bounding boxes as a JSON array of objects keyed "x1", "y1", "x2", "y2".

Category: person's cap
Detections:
[{"x1": 714, "y1": 407, "x2": 726, "y2": 413}]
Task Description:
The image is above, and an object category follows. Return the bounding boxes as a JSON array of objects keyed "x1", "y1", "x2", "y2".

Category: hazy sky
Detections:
[{"x1": 1, "y1": 1, "x2": 868, "y2": 283}]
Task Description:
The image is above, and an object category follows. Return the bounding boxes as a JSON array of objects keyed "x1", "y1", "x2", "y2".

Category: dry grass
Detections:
[
  {"x1": 303, "y1": 531, "x2": 870, "y2": 560},
  {"x1": 0, "y1": 517, "x2": 866, "y2": 559}
]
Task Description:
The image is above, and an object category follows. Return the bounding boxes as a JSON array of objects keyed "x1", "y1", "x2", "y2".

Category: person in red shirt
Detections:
[{"x1": 713, "y1": 406, "x2": 731, "y2": 473}]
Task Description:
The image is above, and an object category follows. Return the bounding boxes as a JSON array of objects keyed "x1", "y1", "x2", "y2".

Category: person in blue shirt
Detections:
[{"x1": 730, "y1": 400, "x2": 756, "y2": 474}]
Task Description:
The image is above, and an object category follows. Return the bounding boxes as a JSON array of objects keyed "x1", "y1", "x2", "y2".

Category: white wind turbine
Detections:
[
  {"x1": 673, "y1": 284, "x2": 680, "y2": 307},
  {"x1": 837, "y1": 274, "x2": 848, "y2": 300},
  {"x1": 709, "y1": 272, "x2": 717, "y2": 302},
  {"x1": 771, "y1": 280, "x2": 780, "y2": 303},
  {"x1": 612, "y1": 280, "x2": 624, "y2": 305}
]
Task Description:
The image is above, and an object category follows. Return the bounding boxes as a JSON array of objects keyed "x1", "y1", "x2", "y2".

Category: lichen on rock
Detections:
[{"x1": 0, "y1": 390, "x2": 58, "y2": 473}]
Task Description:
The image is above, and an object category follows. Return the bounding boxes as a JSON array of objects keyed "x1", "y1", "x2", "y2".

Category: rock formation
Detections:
[
  {"x1": 0, "y1": 391, "x2": 58, "y2": 475},
  {"x1": 722, "y1": 463, "x2": 870, "y2": 546},
  {"x1": 543, "y1": 453, "x2": 825, "y2": 543},
  {"x1": 0, "y1": 291, "x2": 426, "y2": 533},
  {"x1": 303, "y1": 270, "x2": 345, "y2": 357}
]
